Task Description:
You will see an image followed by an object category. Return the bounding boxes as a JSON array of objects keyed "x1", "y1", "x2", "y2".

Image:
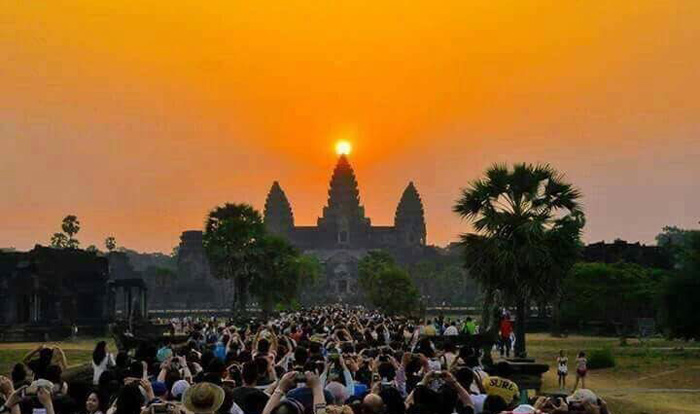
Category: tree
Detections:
[
  {"x1": 61, "y1": 215, "x2": 81, "y2": 248},
  {"x1": 358, "y1": 251, "x2": 420, "y2": 315},
  {"x1": 250, "y1": 235, "x2": 320, "y2": 313},
  {"x1": 453, "y1": 163, "x2": 584, "y2": 356},
  {"x1": 86, "y1": 245, "x2": 99, "y2": 254},
  {"x1": 50, "y1": 233, "x2": 68, "y2": 249},
  {"x1": 105, "y1": 236, "x2": 117, "y2": 252},
  {"x1": 658, "y1": 229, "x2": 700, "y2": 339},
  {"x1": 358, "y1": 250, "x2": 396, "y2": 291},
  {"x1": 203, "y1": 203, "x2": 266, "y2": 314},
  {"x1": 561, "y1": 262, "x2": 667, "y2": 331}
]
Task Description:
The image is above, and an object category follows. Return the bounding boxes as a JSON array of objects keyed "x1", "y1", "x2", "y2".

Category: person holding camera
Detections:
[{"x1": 0, "y1": 377, "x2": 55, "y2": 414}]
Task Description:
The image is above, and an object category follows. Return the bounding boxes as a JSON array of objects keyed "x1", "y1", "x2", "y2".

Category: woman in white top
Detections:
[{"x1": 91, "y1": 341, "x2": 115, "y2": 385}]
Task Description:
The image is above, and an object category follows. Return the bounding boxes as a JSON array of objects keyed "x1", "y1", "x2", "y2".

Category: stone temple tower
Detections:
[
  {"x1": 263, "y1": 181, "x2": 294, "y2": 237},
  {"x1": 317, "y1": 155, "x2": 371, "y2": 247},
  {"x1": 394, "y1": 182, "x2": 427, "y2": 246}
]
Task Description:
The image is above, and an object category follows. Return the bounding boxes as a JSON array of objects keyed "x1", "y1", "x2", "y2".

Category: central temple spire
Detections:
[
  {"x1": 318, "y1": 155, "x2": 369, "y2": 235},
  {"x1": 323, "y1": 155, "x2": 365, "y2": 220}
]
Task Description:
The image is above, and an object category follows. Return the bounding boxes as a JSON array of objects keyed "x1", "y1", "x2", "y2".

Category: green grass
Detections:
[{"x1": 0, "y1": 337, "x2": 114, "y2": 377}]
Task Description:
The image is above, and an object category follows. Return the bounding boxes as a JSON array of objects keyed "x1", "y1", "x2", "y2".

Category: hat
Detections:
[
  {"x1": 171, "y1": 380, "x2": 190, "y2": 400},
  {"x1": 482, "y1": 376, "x2": 519, "y2": 404},
  {"x1": 325, "y1": 381, "x2": 349, "y2": 404},
  {"x1": 156, "y1": 347, "x2": 173, "y2": 362},
  {"x1": 567, "y1": 389, "x2": 597, "y2": 405},
  {"x1": 151, "y1": 381, "x2": 168, "y2": 396},
  {"x1": 182, "y1": 382, "x2": 225, "y2": 414}
]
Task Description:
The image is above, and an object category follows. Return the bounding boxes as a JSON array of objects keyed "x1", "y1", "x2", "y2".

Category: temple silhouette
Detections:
[
  {"x1": 263, "y1": 154, "x2": 428, "y2": 299},
  {"x1": 264, "y1": 155, "x2": 427, "y2": 250}
]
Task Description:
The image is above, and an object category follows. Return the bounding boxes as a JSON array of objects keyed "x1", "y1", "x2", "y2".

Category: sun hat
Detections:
[
  {"x1": 567, "y1": 389, "x2": 597, "y2": 404},
  {"x1": 171, "y1": 379, "x2": 190, "y2": 400},
  {"x1": 182, "y1": 382, "x2": 225, "y2": 414},
  {"x1": 482, "y1": 376, "x2": 519, "y2": 404}
]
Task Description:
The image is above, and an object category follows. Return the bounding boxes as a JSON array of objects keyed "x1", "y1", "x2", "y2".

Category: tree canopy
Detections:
[
  {"x1": 453, "y1": 163, "x2": 585, "y2": 356},
  {"x1": 358, "y1": 250, "x2": 420, "y2": 315},
  {"x1": 657, "y1": 229, "x2": 700, "y2": 339},
  {"x1": 561, "y1": 262, "x2": 668, "y2": 331},
  {"x1": 203, "y1": 203, "x2": 266, "y2": 313},
  {"x1": 203, "y1": 203, "x2": 321, "y2": 314},
  {"x1": 50, "y1": 215, "x2": 82, "y2": 249}
]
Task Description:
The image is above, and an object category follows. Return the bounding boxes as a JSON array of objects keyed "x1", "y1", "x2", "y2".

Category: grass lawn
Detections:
[
  {"x1": 0, "y1": 337, "x2": 115, "y2": 377},
  {"x1": 524, "y1": 333, "x2": 700, "y2": 414},
  {"x1": 2, "y1": 334, "x2": 699, "y2": 413}
]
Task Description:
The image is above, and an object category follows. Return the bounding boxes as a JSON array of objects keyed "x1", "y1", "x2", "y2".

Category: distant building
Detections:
[
  {"x1": 109, "y1": 233, "x2": 233, "y2": 311},
  {"x1": 0, "y1": 246, "x2": 112, "y2": 340},
  {"x1": 582, "y1": 239, "x2": 673, "y2": 269}
]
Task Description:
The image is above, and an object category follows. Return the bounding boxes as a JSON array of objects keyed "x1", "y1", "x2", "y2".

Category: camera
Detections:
[{"x1": 150, "y1": 404, "x2": 170, "y2": 414}]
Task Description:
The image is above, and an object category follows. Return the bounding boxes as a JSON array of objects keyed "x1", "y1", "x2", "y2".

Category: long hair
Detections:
[
  {"x1": 115, "y1": 383, "x2": 144, "y2": 414},
  {"x1": 93, "y1": 341, "x2": 108, "y2": 365},
  {"x1": 38, "y1": 348, "x2": 54, "y2": 366}
]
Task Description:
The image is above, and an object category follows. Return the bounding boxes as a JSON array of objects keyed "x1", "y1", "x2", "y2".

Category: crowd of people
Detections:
[{"x1": 0, "y1": 306, "x2": 608, "y2": 414}]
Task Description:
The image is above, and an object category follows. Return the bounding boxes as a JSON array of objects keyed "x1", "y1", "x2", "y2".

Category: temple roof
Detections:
[
  {"x1": 323, "y1": 155, "x2": 365, "y2": 221},
  {"x1": 395, "y1": 181, "x2": 426, "y2": 226},
  {"x1": 264, "y1": 181, "x2": 294, "y2": 232}
]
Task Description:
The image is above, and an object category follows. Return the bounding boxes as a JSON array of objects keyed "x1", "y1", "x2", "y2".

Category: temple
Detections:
[
  {"x1": 265, "y1": 155, "x2": 426, "y2": 249},
  {"x1": 263, "y1": 155, "x2": 428, "y2": 299}
]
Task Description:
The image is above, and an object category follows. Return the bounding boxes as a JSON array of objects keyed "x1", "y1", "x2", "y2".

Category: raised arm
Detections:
[
  {"x1": 22, "y1": 345, "x2": 43, "y2": 364},
  {"x1": 262, "y1": 372, "x2": 295, "y2": 414},
  {"x1": 52, "y1": 346, "x2": 68, "y2": 370}
]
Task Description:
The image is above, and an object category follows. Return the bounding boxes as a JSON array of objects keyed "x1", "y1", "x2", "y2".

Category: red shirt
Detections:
[{"x1": 500, "y1": 319, "x2": 513, "y2": 338}]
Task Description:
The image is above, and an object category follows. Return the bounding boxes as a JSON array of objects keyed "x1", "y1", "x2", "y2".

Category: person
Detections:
[
  {"x1": 498, "y1": 315, "x2": 513, "y2": 358},
  {"x1": 262, "y1": 371, "x2": 327, "y2": 414},
  {"x1": 230, "y1": 362, "x2": 269, "y2": 414},
  {"x1": 86, "y1": 391, "x2": 107, "y2": 414},
  {"x1": 572, "y1": 351, "x2": 587, "y2": 392},
  {"x1": 443, "y1": 322, "x2": 459, "y2": 337},
  {"x1": 556, "y1": 350, "x2": 568, "y2": 390},
  {"x1": 0, "y1": 306, "x2": 620, "y2": 414},
  {"x1": 23, "y1": 345, "x2": 66, "y2": 380},
  {"x1": 462, "y1": 318, "x2": 477, "y2": 336},
  {"x1": 10, "y1": 364, "x2": 29, "y2": 390},
  {"x1": 92, "y1": 341, "x2": 116, "y2": 385},
  {"x1": 183, "y1": 382, "x2": 225, "y2": 414}
]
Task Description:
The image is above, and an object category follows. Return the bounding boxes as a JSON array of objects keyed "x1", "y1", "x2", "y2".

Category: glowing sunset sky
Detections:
[{"x1": 2, "y1": 1, "x2": 699, "y2": 252}]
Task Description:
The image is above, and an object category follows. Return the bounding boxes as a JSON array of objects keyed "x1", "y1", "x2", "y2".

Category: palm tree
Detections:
[
  {"x1": 454, "y1": 163, "x2": 584, "y2": 356},
  {"x1": 61, "y1": 215, "x2": 81, "y2": 248}
]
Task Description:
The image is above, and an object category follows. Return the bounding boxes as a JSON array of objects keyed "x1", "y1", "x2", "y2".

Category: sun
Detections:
[{"x1": 335, "y1": 140, "x2": 352, "y2": 156}]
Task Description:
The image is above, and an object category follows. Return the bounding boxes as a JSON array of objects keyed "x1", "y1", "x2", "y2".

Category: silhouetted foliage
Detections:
[
  {"x1": 50, "y1": 232, "x2": 69, "y2": 249},
  {"x1": 251, "y1": 235, "x2": 321, "y2": 313},
  {"x1": 105, "y1": 236, "x2": 117, "y2": 252},
  {"x1": 658, "y1": 229, "x2": 700, "y2": 339},
  {"x1": 203, "y1": 203, "x2": 266, "y2": 314},
  {"x1": 561, "y1": 262, "x2": 668, "y2": 330},
  {"x1": 453, "y1": 163, "x2": 584, "y2": 356},
  {"x1": 61, "y1": 215, "x2": 81, "y2": 248},
  {"x1": 358, "y1": 251, "x2": 420, "y2": 315}
]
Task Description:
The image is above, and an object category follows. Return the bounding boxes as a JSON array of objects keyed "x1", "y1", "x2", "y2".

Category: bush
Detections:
[{"x1": 587, "y1": 348, "x2": 616, "y2": 370}]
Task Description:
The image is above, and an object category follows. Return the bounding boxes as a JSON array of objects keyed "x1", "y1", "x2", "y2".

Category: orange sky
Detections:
[{"x1": 2, "y1": 1, "x2": 699, "y2": 253}]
